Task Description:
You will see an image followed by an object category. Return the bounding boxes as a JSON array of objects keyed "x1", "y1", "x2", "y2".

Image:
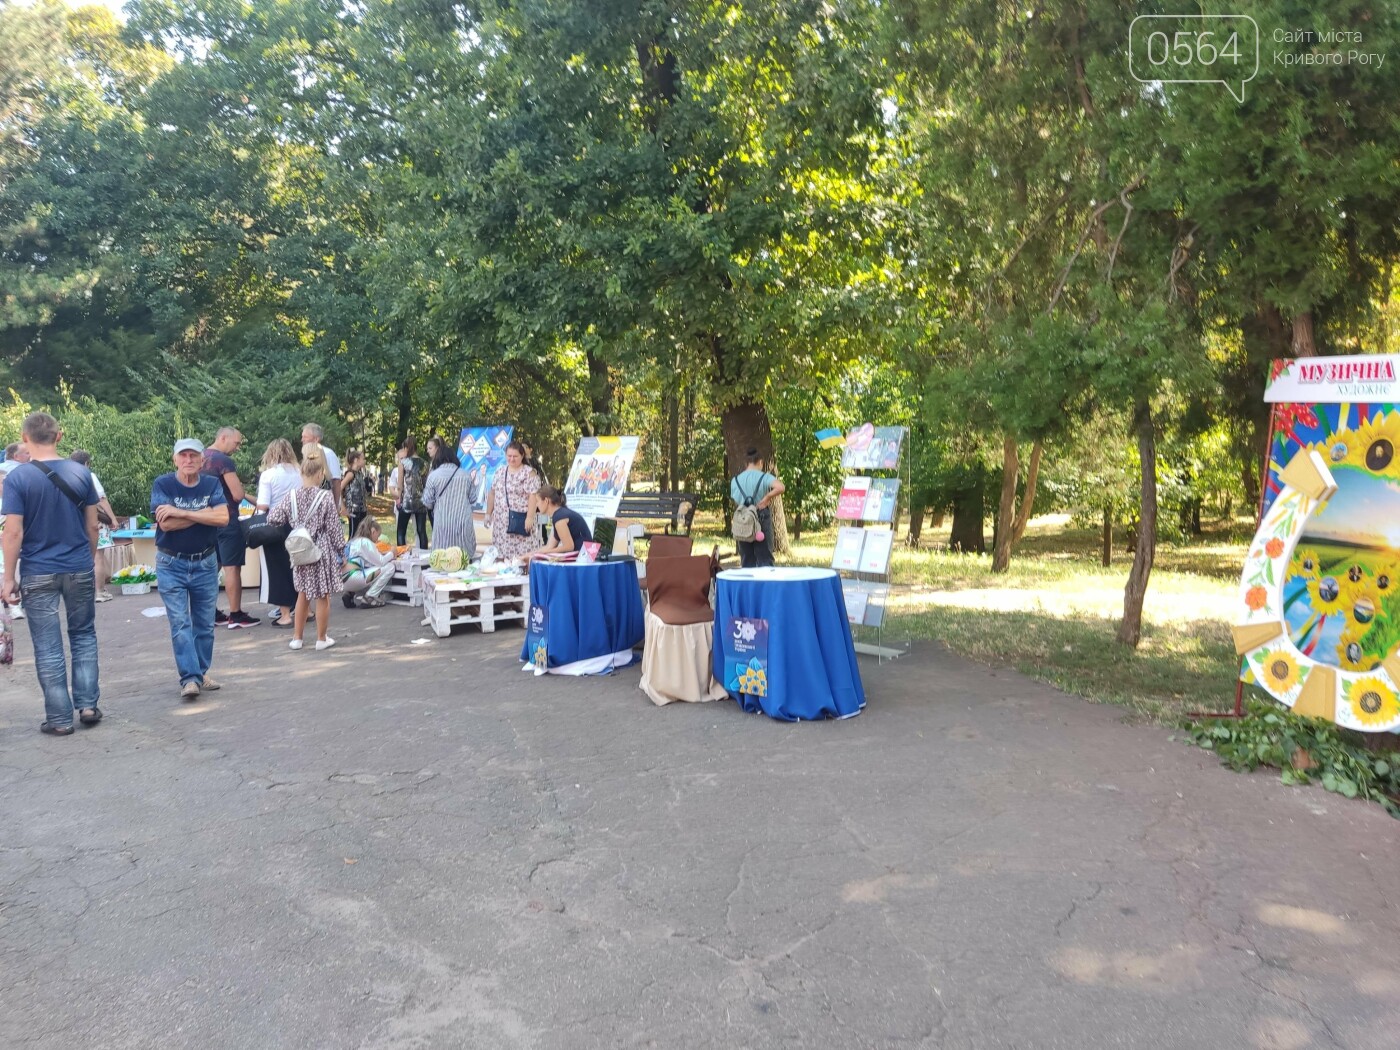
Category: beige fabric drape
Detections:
[{"x1": 640, "y1": 611, "x2": 729, "y2": 706}]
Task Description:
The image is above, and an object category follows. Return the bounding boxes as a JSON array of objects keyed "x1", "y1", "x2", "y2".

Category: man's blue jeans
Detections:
[
  {"x1": 19, "y1": 570, "x2": 99, "y2": 729},
  {"x1": 156, "y1": 551, "x2": 219, "y2": 686}
]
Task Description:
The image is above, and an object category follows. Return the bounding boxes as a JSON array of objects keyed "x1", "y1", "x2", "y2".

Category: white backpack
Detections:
[{"x1": 285, "y1": 489, "x2": 326, "y2": 566}]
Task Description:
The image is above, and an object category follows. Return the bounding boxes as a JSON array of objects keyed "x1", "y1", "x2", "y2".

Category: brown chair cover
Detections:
[
  {"x1": 646, "y1": 555, "x2": 714, "y2": 626},
  {"x1": 647, "y1": 534, "x2": 694, "y2": 559}
]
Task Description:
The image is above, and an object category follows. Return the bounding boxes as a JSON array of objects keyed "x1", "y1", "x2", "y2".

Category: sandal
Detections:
[
  {"x1": 79, "y1": 707, "x2": 103, "y2": 725},
  {"x1": 40, "y1": 723, "x2": 75, "y2": 736},
  {"x1": 272, "y1": 618, "x2": 294, "y2": 628}
]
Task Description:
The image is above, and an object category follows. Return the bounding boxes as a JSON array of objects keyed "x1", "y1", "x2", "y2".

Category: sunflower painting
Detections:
[
  {"x1": 1271, "y1": 406, "x2": 1400, "y2": 672},
  {"x1": 1248, "y1": 384, "x2": 1400, "y2": 731},
  {"x1": 1344, "y1": 676, "x2": 1400, "y2": 728},
  {"x1": 1252, "y1": 648, "x2": 1304, "y2": 696}
]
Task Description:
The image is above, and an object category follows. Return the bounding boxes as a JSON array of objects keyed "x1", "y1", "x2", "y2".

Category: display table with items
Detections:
[
  {"x1": 521, "y1": 558, "x2": 645, "y2": 675},
  {"x1": 713, "y1": 566, "x2": 865, "y2": 721},
  {"x1": 103, "y1": 539, "x2": 135, "y2": 577},
  {"x1": 110, "y1": 528, "x2": 158, "y2": 570},
  {"x1": 111, "y1": 526, "x2": 259, "y2": 589},
  {"x1": 421, "y1": 568, "x2": 529, "y2": 637}
]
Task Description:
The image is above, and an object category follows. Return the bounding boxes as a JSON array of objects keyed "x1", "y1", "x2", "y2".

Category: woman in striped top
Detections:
[{"x1": 422, "y1": 443, "x2": 478, "y2": 560}]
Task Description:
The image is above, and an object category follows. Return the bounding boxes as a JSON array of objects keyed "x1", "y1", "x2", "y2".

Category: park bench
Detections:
[{"x1": 616, "y1": 491, "x2": 698, "y2": 537}]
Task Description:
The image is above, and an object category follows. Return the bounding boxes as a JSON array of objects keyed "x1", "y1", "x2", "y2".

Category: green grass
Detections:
[{"x1": 682, "y1": 512, "x2": 1249, "y2": 723}]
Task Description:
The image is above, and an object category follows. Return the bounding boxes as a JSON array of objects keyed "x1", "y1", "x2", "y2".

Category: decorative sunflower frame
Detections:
[{"x1": 1235, "y1": 449, "x2": 1400, "y2": 732}]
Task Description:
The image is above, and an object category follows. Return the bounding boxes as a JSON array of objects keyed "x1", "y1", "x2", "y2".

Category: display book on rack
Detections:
[{"x1": 830, "y1": 424, "x2": 906, "y2": 627}]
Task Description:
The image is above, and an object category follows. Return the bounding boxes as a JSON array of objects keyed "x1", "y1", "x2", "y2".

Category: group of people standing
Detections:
[
  {"x1": 0, "y1": 414, "x2": 385, "y2": 731},
  {"x1": 385, "y1": 435, "x2": 563, "y2": 563},
  {"x1": 2, "y1": 414, "x2": 780, "y2": 735}
]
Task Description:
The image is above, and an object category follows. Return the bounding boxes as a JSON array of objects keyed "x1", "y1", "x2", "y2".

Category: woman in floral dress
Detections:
[
  {"x1": 485, "y1": 442, "x2": 541, "y2": 562},
  {"x1": 269, "y1": 453, "x2": 344, "y2": 651}
]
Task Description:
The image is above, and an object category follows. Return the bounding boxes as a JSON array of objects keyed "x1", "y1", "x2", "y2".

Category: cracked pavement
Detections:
[{"x1": 2, "y1": 599, "x2": 1399, "y2": 1049}]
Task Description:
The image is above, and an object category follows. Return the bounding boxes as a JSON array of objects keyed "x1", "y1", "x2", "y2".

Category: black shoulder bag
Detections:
[
  {"x1": 504, "y1": 472, "x2": 529, "y2": 536},
  {"x1": 33, "y1": 461, "x2": 112, "y2": 526}
]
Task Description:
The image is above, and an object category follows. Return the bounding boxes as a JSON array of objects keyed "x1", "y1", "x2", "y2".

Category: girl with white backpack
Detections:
[{"x1": 269, "y1": 452, "x2": 345, "y2": 651}]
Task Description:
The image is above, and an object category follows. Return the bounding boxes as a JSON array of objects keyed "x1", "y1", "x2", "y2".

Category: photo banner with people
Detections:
[
  {"x1": 456, "y1": 426, "x2": 514, "y2": 511},
  {"x1": 562, "y1": 435, "x2": 639, "y2": 524}
]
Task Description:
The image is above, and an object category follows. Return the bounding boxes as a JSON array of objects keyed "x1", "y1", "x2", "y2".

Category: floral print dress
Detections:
[
  {"x1": 488, "y1": 464, "x2": 541, "y2": 561},
  {"x1": 269, "y1": 485, "x2": 345, "y2": 600}
]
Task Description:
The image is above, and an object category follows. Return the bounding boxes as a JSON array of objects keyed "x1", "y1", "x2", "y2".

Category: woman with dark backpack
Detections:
[
  {"x1": 729, "y1": 448, "x2": 785, "y2": 568},
  {"x1": 340, "y1": 449, "x2": 370, "y2": 539},
  {"x1": 395, "y1": 437, "x2": 429, "y2": 549}
]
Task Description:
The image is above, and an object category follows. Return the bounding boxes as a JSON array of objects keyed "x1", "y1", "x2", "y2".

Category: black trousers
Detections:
[
  {"x1": 262, "y1": 539, "x2": 298, "y2": 608},
  {"x1": 396, "y1": 508, "x2": 429, "y2": 548},
  {"x1": 737, "y1": 509, "x2": 774, "y2": 568}
]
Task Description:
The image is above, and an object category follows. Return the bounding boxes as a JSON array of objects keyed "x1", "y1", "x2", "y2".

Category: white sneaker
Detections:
[
  {"x1": 201, "y1": 675, "x2": 221, "y2": 691},
  {"x1": 289, "y1": 639, "x2": 303, "y2": 651},
  {"x1": 315, "y1": 637, "x2": 336, "y2": 652}
]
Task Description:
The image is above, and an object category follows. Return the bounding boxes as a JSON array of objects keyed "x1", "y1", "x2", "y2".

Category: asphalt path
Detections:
[{"x1": 2, "y1": 595, "x2": 1397, "y2": 1049}]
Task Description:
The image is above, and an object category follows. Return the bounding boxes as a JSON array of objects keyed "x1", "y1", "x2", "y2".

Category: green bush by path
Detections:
[{"x1": 2, "y1": 389, "x2": 343, "y2": 517}]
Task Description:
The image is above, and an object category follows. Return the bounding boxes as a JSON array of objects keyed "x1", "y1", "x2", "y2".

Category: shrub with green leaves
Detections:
[{"x1": 1186, "y1": 699, "x2": 1400, "y2": 816}]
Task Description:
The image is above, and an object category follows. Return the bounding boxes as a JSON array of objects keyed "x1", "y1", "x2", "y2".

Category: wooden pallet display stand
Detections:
[
  {"x1": 420, "y1": 571, "x2": 530, "y2": 637},
  {"x1": 387, "y1": 553, "x2": 430, "y2": 607}
]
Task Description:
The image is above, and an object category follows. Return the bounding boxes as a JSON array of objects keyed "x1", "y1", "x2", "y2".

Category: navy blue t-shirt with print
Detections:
[
  {"x1": 0, "y1": 460, "x2": 98, "y2": 576},
  {"x1": 200, "y1": 448, "x2": 239, "y2": 525},
  {"x1": 150, "y1": 473, "x2": 227, "y2": 555},
  {"x1": 550, "y1": 506, "x2": 593, "y2": 550}
]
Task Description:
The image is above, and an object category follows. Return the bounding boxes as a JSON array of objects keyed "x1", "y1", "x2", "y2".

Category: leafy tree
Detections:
[{"x1": 0, "y1": 1, "x2": 174, "y2": 403}]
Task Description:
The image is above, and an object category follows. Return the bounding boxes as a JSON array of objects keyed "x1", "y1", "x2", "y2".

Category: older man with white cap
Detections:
[{"x1": 151, "y1": 438, "x2": 229, "y2": 700}]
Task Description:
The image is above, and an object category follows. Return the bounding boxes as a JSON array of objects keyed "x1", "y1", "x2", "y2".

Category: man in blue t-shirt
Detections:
[
  {"x1": 729, "y1": 448, "x2": 786, "y2": 568},
  {"x1": 1, "y1": 411, "x2": 102, "y2": 735},
  {"x1": 152, "y1": 439, "x2": 229, "y2": 701},
  {"x1": 200, "y1": 426, "x2": 259, "y2": 629}
]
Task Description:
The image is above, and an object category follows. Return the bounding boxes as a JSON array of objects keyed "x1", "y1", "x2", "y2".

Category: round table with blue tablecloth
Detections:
[
  {"x1": 521, "y1": 559, "x2": 646, "y2": 675},
  {"x1": 713, "y1": 566, "x2": 865, "y2": 721}
]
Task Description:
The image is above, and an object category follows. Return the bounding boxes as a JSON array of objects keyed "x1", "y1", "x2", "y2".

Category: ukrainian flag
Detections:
[{"x1": 814, "y1": 428, "x2": 845, "y2": 449}]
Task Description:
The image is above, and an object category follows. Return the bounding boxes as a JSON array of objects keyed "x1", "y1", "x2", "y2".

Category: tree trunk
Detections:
[
  {"x1": 585, "y1": 347, "x2": 612, "y2": 434},
  {"x1": 1011, "y1": 439, "x2": 1043, "y2": 543},
  {"x1": 992, "y1": 435, "x2": 1044, "y2": 572},
  {"x1": 720, "y1": 398, "x2": 787, "y2": 553},
  {"x1": 769, "y1": 494, "x2": 790, "y2": 554},
  {"x1": 1117, "y1": 402, "x2": 1157, "y2": 647},
  {"x1": 664, "y1": 376, "x2": 680, "y2": 492},
  {"x1": 1242, "y1": 461, "x2": 1261, "y2": 515},
  {"x1": 949, "y1": 471, "x2": 986, "y2": 554},
  {"x1": 991, "y1": 435, "x2": 1019, "y2": 573},
  {"x1": 681, "y1": 384, "x2": 695, "y2": 489},
  {"x1": 1101, "y1": 507, "x2": 1111, "y2": 567},
  {"x1": 1292, "y1": 310, "x2": 1318, "y2": 357},
  {"x1": 907, "y1": 504, "x2": 925, "y2": 547},
  {"x1": 720, "y1": 399, "x2": 774, "y2": 475},
  {"x1": 394, "y1": 382, "x2": 412, "y2": 449}
]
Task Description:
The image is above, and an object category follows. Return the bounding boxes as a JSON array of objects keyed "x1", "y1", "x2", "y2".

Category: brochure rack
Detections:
[{"x1": 830, "y1": 426, "x2": 911, "y2": 662}]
